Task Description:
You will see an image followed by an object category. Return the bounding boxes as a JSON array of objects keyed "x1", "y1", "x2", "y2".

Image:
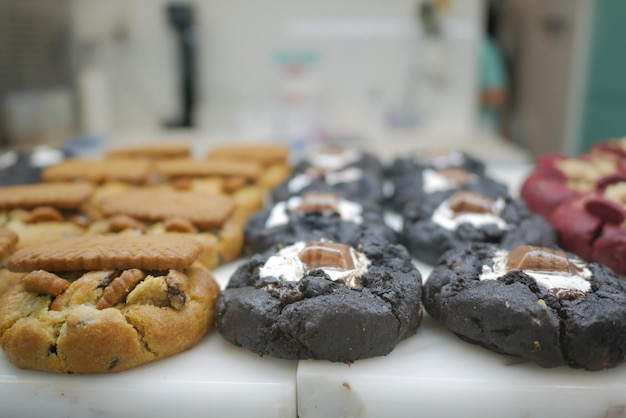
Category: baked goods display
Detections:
[
  {"x1": 401, "y1": 189, "x2": 556, "y2": 264},
  {"x1": 520, "y1": 137, "x2": 626, "y2": 274},
  {"x1": 216, "y1": 238, "x2": 423, "y2": 362},
  {"x1": 0, "y1": 235, "x2": 219, "y2": 373},
  {"x1": 2, "y1": 137, "x2": 626, "y2": 382},
  {"x1": 424, "y1": 243, "x2": 626, "y2": 370}
]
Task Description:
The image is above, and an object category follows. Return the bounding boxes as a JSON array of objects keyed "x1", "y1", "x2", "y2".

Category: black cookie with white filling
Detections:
[
  {"x1": 424, "y1": 243, "x2": 626, "y2": 370},
  {"x1": 388, "y1": 163, "x2": 508, "y2": 212},
  {"x1": 215, "y1": 238, "x2": 423, "y2": 362},
  {"x1": 244, "y1": 191, "x2": 397, "y2": 256},
  {"x1": 271, "y1": 147, "x2": 385, "y2": 205},
  {"x1": 401, "y1": 189, "x2": 556, "y2": 265}
]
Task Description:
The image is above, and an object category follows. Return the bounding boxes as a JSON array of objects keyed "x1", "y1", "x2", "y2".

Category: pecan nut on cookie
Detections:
[
  {"x1": 0, "y1": 235, "x2": 219, "y2": 373},
  {"x1": 216, "y1": 237, "x2": 423, "y2": 362},
  {"x1": 424, "y1": 243, "x2": 626, "y2": 370}
]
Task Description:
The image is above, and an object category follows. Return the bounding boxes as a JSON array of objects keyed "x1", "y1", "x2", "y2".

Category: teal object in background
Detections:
[{"x1": 579, "y1": 0, "x2": 626, "y2": 153}]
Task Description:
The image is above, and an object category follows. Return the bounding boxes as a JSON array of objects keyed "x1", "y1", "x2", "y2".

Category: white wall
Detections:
[{"x1": 70, "y1": 0, "x2": 484, "y2": 146}]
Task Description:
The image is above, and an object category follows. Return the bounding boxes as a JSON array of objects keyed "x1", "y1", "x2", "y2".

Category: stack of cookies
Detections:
[{"x1": 0, "y1": 141, "x2": 293, "y2": 373}]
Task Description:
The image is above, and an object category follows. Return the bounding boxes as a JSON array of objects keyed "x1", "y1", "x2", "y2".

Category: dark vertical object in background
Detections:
[{"x1": 165, "y1": 3, "x2": 196, "y2": 128}]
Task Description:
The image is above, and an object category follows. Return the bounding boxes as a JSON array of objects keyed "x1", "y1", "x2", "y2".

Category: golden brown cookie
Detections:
[
  {"x1": 206, "y1": 143, "x2": 293, "y2": 190},
  {"x1": 41, "y1": 158, "x2": 153, "y2": 185},
  {"x1": 106, "y1": 143, "x2": 191, "y2": 160},
  {"x1": 0, "y1": 228, "x2": 21, "y2": 296},
  {"x1": 90, "y1": 189, "x2": 244, "y2": 269},
  {"x1": 0, "y1": 183, "x2": 95, "y2": 249},
  {"x1": 0, "y1": 234, "x2": 219, "y2": 373}
]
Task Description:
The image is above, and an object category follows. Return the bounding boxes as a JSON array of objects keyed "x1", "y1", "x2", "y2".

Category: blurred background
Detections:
[{"x1": 0, "y1": 0, "x2": 622, "y2": 160}]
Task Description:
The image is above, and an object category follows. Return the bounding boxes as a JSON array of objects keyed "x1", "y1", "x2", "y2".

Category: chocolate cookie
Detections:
[
  {"x1": 271, "y1": 146, "x2": 385, "y2": 205},
  {"x1": 0, "y1": 235, "x2": 220, "y2": 373},
  {"x1": 388, "y1": 163, "x2": 508, "y2": 212},
  {"x1": 216, "y1": 238, "x2": 423, "y2": 362},
  {"x1": 424, "y1": 243, "x2": 626, "y2": 370},
  {"x1": 243, "y1": 191, "x2": 397, "y2": 255},
  {"x1": 401, "y1": 189, "x2": 556, "y2": 265}
]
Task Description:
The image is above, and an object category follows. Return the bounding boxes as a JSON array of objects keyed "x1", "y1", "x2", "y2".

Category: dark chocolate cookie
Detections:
[
  {"x1": 271, "y1": 147, "x2": 385, "y2": 205},
  {"x1": 388, "y1": 163, "x2": 508, "y2": 212},
  {"x1": 244, "y1": 191, "x2": 397, "y2": 255},
  {"x1": 424, "y1": 243, "x2": 626, "y2": 370},
  {"x1": 401, "y1": 189, "x2": 556, "y2": 265},
  {"x1": 216, "y1": 238, "x2": 423, "y2": 362}
]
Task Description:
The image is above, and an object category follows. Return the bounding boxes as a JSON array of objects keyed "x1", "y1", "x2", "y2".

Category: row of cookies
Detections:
[
  {"x1": 384, "y1": 145, "x2": 626, "y2": 370},
  {"x1": 521, "y1": 137, "x2": 626, "y2": 275},
  {"x1": 0, "y1": 142, "x2": 293, "y2": 373},
  {"x1": 216, "y1": 145, "x2": 424, "y2": 363}
]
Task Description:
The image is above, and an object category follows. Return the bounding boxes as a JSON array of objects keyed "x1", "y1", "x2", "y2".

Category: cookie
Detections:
[
  {"x1": 388, "y1": 162, "x2": 508, "y2": 212},
  {"x1": 153, "y1": 158, "x2": 265, "y2": 217},
  {"x1": 271, "y1": 146, "x2": 385, "y2": 205},
  {"x1": 106, "y1": 143, "x2": 191, "y2": 160},
  {"x1": 0, "y1": 183, "x2": 95, "y2": 249},
  {"x1": 401, "y1": 189, "x2": 556, "y2": 265},
  {"x1": 0, "y1": 228, "x2": 21, "y2": 296},
  {"x1": 41, "y1": 158, "x2": 154, "y2": 185},
  {"x1": 91, "y1": 189, "x2": 243, "y2": 269},
  {"x1": 0, "y1": 234, "x2": 219, "y2": 373},
  {"x1": 549, "y1": 180, "x2": 626, "y2": 274},
  {"x1": 244, "y1": 191, "x2": 397, "y2": 255},
  {"x1": 424, "y1": 243, "x2": 626, "y2": 370},
  {"x1": 386, "y1": 148, "x2": 486, "y2": 179},
  {"x1": 521, "y1": 152, "x2": 626, "y2": 219},
  {"x1": 216, "y1": 237, "x2": 423, "y2": 362}
]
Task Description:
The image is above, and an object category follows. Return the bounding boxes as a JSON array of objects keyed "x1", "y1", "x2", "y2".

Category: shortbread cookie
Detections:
[
  {"x1": 244, "y1": 191, "x2": 397, "y2": 255},
  {"x1": 424, "y1": 243, "x2": 626, "y2": 370},
  {"x1": 216, "y1": 237, "x2": 423, "y2": 362},
  {"x1": 106, "y1": 143, "x2": 191, "y2": 160},
  {"x1": 0, "y1": 183, "x2": 94, "y2": 249},
  {"x1": 90, "y1": 189, "x2": 244, "y2": 269},
  {"x1": 401, "y1": 189, "x2": 556, "y2": 264},
  {"x1": 153, "y1": 158, "x2": 265, "y2": 217},
  {"x1": 41, "y1": 158, "x2": 153, "y2": 185},
  {"x1": 0, "y1": 235, "x2": 219, "y2": 373},
  {"x1": 205, "y1": 143, "x2": 293, "y2": 190},
  {"x1": 0, "y1": 228, "x2": 21, "y2": 296}
]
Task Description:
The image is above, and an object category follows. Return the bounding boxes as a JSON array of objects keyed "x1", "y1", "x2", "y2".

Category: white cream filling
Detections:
[
  {"x1": 310, "y1": 148, "x2": 362, "y2": 171},
  {"x1": 287, "y1": 167, "x2": 364, "y2": 193},
  {"x1": 416, "y1": 150, "x2": 465, "y2": 169},
  {"x1": 422, "y1": 169, "x2": 478, "y2": 194},
  {"x1": 258, "y1": 241, "x2": 371, "y2": 286},
  {"x1": 264, "y1": 197, "x2": 364, "y2": 228},
  {"x1": 431, "y1": 196, "x2": 508, "y2": 231},
  {"x1": 480, "y1": 250, "x2": 592, "y2": 293}
]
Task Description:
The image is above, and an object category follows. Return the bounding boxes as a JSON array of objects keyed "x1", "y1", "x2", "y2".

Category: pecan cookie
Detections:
[
  {"x1": 0, "y1": 182, "x2": 95, "y2": 249},
  {"x1": 88, "y1": 189, "x2": 244, "y2": 269},
  {"x1": 0, "y1": 227, "x2": 21, "y2": 296},
  {"x1": 0, "y1": 235, "x2": 219, "y2": 373},
  {"x1": 216, "y1": 237, "x2": 423, "y2": 362},
  {"x1": 424, "y1": 243, "x2": 626, "y2": 370}
]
